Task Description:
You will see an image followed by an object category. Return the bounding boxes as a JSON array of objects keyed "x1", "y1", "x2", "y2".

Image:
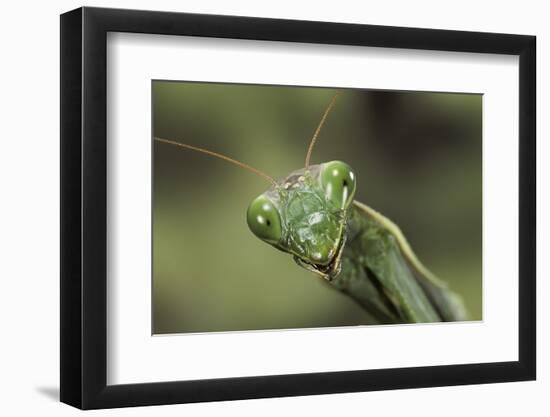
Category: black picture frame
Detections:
[{"x1": 60, "y1": 6, "x2": 536, "y2": 410}]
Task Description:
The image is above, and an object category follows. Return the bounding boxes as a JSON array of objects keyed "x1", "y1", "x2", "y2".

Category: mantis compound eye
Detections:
[
  {"x1": 246, "y1": 195, "x2": 282, "y2": 244},
  {"x1": 321, "y1": 161, "x2": 357, "y2": 210}
]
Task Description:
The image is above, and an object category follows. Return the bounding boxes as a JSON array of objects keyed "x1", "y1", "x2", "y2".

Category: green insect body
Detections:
[
  {"x1": 156, "y1": 93, "x2": 468, "y2": 325},
  {"x1": 246, "y1": 161, "x2": 467, "y2": 324}
]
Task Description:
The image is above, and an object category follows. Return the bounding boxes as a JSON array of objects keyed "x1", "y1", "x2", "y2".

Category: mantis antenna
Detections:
[
  {"x1": 304, "y1": 91, "x2": 341, "y2": 170},
  {"x1": 154, "y1": 137, "x2": 278, "y2": 187}
]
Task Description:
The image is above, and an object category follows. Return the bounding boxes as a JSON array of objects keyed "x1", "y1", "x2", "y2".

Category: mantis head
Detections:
[{"x1": 247, "y1": 160, "x2": 356, "y2": 280}]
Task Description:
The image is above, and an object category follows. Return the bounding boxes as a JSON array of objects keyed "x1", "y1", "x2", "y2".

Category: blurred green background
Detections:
[{"x1": 152, "y1": 81, "x2": 482, "y2": 334}]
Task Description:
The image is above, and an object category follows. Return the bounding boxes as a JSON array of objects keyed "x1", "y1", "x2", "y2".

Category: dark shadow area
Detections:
[{"x1": 36, "y1": 386, "x2": 59, "y2": 401}]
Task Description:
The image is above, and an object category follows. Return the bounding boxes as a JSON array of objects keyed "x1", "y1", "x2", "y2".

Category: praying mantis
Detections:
[{"x1": 155, "y1": 92, "x2": 468, "y2": 324}]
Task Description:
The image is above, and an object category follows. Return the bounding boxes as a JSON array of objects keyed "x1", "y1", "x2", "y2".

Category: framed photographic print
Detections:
[{"x1": 60, "y1": 6, "x2": 536, "y2": 409}]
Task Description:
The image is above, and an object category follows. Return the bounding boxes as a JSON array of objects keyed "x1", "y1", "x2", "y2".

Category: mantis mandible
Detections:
[{"x1": 155, "y1": 92, "x2": 468, "y2": 324}]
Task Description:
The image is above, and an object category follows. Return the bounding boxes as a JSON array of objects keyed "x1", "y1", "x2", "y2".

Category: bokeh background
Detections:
[{"x1": 153, "y1": 81, "x2": 482, "y2": 334}]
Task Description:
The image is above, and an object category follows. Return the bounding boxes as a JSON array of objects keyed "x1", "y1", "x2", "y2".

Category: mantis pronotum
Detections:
[{"x1": 155, "y1": 92, "x2": 468, "y2": 324}]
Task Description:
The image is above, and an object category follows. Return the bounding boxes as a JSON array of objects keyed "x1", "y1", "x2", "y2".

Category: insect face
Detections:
[{"x1": 247, "y1": 161, "x2": 356, "y2": 279}]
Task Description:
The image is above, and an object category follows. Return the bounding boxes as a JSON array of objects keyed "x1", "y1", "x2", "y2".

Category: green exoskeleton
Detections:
[{"x1": 155, "y1": 93, "x2": 468, "y2": 324}]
